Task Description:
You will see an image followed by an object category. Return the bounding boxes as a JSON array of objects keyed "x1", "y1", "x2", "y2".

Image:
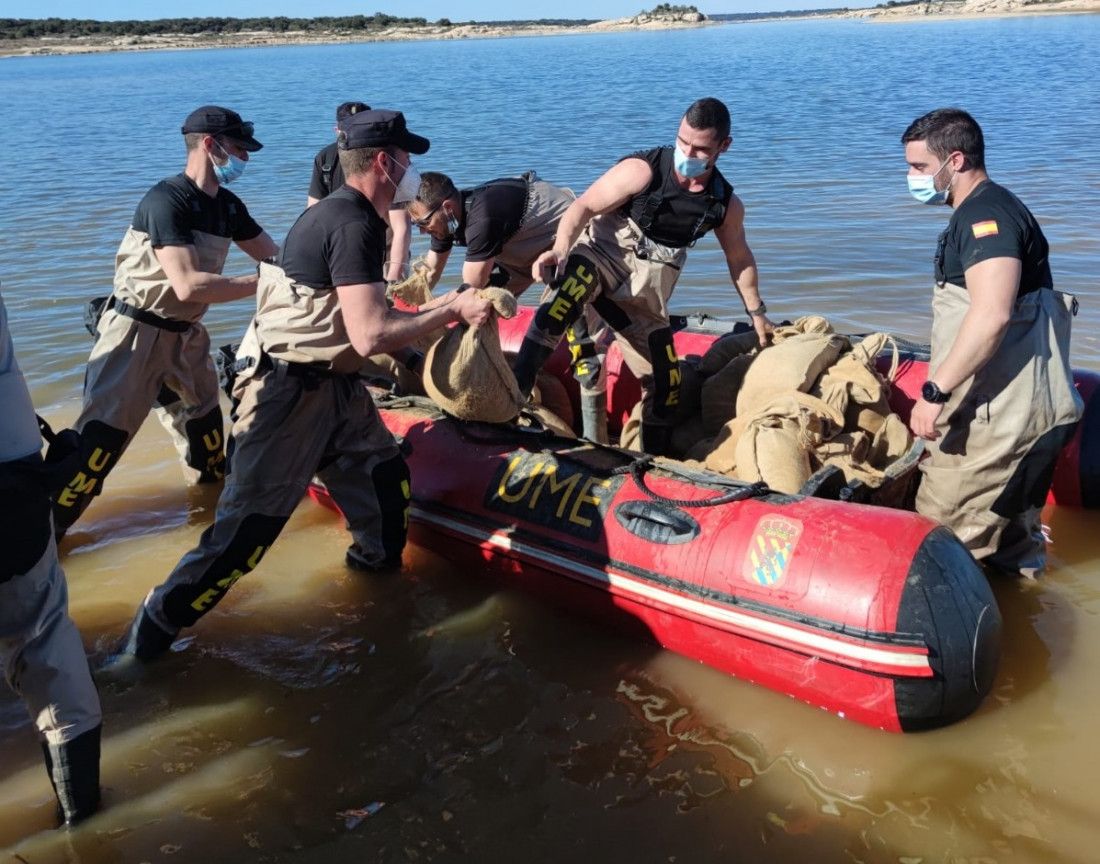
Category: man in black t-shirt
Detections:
[
  {"x1": 119, "y1": 109, "x2": 491, "y2": 661},
  {"x1": 52, "y1": 106, "x2": 279, "y2": 540},
  {"x1": 902, "y1": 108, "x2": 1082, "y2": 577},
  {"x1": 307, "y1": 101, "x2": 412, "y2": 283},
  {"x1": 406, "y1": 170, "x2": 574, "y2": 295}
]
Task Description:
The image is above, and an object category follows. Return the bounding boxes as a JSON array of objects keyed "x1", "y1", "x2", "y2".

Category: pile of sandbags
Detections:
[{"x1": 655, "y1": 316, "x2": 913, "y2": 496}]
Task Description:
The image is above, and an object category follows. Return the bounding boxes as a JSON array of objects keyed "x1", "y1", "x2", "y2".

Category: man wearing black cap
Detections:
[
  {"x1": 119, "y1": 109, "x2": 492, "y2": 661},
  {"x1": 307, "y1": 101, "x2": 412, "y2": 283},
  {"x1": 52, "y1": 105, "x2": 279, "y2": 539}
]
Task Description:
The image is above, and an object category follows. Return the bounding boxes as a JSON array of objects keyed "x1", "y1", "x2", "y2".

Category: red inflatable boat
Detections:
[{"x1": 308, "y1": 310, "x2": 1100, "y2": 732}]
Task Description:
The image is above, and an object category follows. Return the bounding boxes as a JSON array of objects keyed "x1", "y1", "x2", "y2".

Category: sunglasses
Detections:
[{"x1": 411, "y1": 202, "x2": 442, "y2": 229}]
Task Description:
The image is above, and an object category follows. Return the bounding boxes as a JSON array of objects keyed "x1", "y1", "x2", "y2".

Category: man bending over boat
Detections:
[
  {"x1": 1, "y1": 292, "x2": 102, "y2": 824},
  {"x1": 405, "y1": 169, "x2": 604, "y2": 438},
  {"x1": 512, "y1": 97, "x2": 774, "y2": 454},
  {"x1": 308, "y1": 100, "x2": 413, "y2": 283},
  {"x1": 901, "y1": 108, "x2": 1082, "y2": 577},
  {"x1": 51, "y1": 106, "x2": 279, "y2": 539},
  {"x1": 118, "y1": 109, "x2": 491, "y2": 660}
]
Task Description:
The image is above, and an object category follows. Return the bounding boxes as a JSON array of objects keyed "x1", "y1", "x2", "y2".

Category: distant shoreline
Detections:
[
  {"x1": 2, "y1": 3, "x2": 1098, "y2": 59},
  {"x1": 0, "y1": 16, "x2": 713, "y2": 58}
]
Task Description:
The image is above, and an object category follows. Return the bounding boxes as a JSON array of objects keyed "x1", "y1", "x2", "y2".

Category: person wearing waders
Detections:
[
  {"x1": 51, "y1": 106, "x2": 279, "y2": 539},
  {"x1": 307, "y1": 100, "x2": 413, "y2": 283},
  {"x1": 118, "y1": 109, "x2": 492, "y2": 660},
  {"x1": 512, "y1": 97, "x2": 774, "y2": 453},
  {"x1": 0, "y1": 292, "x2": 102, "y2": 825},
  {"x1": 901, "y1": 108, "x2": 1083, "y2": 577}
]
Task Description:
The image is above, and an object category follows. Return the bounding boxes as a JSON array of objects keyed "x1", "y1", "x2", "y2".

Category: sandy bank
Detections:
[
  {"x1": 840, "y1": 0, "x2": 1100, "y2": 20},
  {"x1": 0, "y1": 14, "x2": 712, "y2": 59}
]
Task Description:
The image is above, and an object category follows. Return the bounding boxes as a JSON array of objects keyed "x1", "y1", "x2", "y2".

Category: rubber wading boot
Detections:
[
  {"x1": 41, "y1": 724, "x2": 101, "y2": 826},
  {"x1": 511, "y1": 339, "x2": 555, "y2": 399},
  {"x1": 580, "y1": 392, "x2": 609, "y2": 445},
  {"x1": 346, "y1": 543, "x2": 402, "y2": 573},
  {"x1": 118, "y1": 605, "x2": 177, "y2": 661}
]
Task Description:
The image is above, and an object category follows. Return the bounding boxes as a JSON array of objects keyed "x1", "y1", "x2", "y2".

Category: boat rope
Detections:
[{"x1": 613, "y1": 456, "x2": 770, "y2": 508}]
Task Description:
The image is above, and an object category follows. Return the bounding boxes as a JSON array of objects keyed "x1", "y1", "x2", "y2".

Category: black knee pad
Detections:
[
  {"x1": 161, "y1": 512, "x2": 288, "y2": 628},
  {"x1": 51, "y1": 420, "x2": 129, "y2": 531},
  {"x1": 647, "y1": 328, "x2": 681, "y2": 420},
  {"x1": 0, "y1": 460, "x2": 52, "y2": 581},
  {"x1": 371, "y1": 455, "x2": 412, "y2": 565},
  {"x1": 184, "y1": 407, "x2": 226, "y2": 481},
  {"x1": 532, "y1": 252, "x2": 599, "y2": 338}
]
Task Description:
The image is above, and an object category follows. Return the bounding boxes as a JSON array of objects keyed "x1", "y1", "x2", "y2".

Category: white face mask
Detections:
[{"x1": 384, "y1": 156, "x2": 421, "y2": 204}]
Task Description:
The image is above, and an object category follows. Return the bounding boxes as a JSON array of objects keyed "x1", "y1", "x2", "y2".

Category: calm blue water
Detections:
[
  {"x1": 1, "y1": 16, "x2": 1098, "y2": 409},
  {"x1": 2, "y1": 18, "x2": 1100, "y2": 864}
]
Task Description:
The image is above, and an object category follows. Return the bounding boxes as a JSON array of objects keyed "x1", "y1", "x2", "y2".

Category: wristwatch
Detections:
[
  {"x1": 745, "y1": 301, "x2": 767, "y2": 317},
  {"x1": 921, "y1": 380, "x2": 952, "y2": 404}
]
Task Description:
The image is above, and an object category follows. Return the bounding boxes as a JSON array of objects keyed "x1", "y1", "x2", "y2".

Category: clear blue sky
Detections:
[{"x1": 2, "y1": 0, "x2": 867, "y2": 22}]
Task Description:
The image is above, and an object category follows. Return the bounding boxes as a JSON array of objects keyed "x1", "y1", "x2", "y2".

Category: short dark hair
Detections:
[
  {"x1": 336, "y1": 101, "x2": 370, "y2": 122},
  {"x1": 901, "y1": 108, "x2": 985, "y2": 170},
  {"x1": 339, "y1": 145, "x2": 390, "y2": 178},
  {"x1": 684, "y1": 97, "x2": 731, "y2": 141},
  {"x1": 184, "y1": 132, "x2": 206, "y2": 152},
  {"x1": 413, "y1": 171, "x2": 459, "y2": 209}
]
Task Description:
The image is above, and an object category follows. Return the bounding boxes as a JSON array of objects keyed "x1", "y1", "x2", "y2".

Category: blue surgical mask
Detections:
[
  {"x1": 212, "y1": 147, "x2": 247, "y2": 185},
  {"x1": 445, "y1": 210, "x2": 460, "y2": 237},
  {"x1": 907, "y1": 159, "x2": 953, "y2": 205},
  {"x1": 673, "y1": 144, "x2": 710, "y2": 179}
]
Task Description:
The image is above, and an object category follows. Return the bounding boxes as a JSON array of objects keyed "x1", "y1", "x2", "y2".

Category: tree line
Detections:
[{"x1": 0, "y1": 14, "x2": 604, "y2": 40}]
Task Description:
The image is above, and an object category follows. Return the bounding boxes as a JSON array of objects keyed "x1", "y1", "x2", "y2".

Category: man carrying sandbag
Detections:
[
  {"x1": 512, "y1": 97, "x2": 775, "y2": 454},
  {"x1": 901, "y1": 108, "x2": 1082, "y2": 577},
  {"x1": 118, "y1": 109, "x2": 492, "y2": 660}
]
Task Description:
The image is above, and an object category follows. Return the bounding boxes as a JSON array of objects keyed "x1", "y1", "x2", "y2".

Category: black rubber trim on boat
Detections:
[
  {"x1": 893, "y1": 527, "x2": 1002, "y2": 732},
  {"x1": 614, "y1": 500, "x2": 700, "y2": 545}
]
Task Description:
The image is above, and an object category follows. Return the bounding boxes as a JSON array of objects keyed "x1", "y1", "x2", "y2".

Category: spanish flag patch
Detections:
[{"x1": 972, "y1": 220, "x2": 999, "y2": 239}]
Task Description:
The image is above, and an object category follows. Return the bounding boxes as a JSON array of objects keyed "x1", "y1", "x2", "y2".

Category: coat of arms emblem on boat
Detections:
[{"x1": 743, "y1": 516, "x2": 803, "y2": 588}]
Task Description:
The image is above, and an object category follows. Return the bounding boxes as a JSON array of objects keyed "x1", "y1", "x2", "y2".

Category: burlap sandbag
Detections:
[
  {"x1": 699, "y1": 329, "x2": 760, "y2": 376},
  {"x1": 702, "y1": 414, "x2": 752, "y2": 475},
  {"x1": 731, "y1": 392, "x2": 845, "y2": 493},
  {"x1": 770, "y1": 315, "x2": 834, "y2": 344},
  {"x1": 736, "y1": 332, "x2": 849, "y2": 418},
  {"x1": 387, "y1": 262, "x2": 448, "y2": 352},
  {"x1": 528, "y1": 404, "x2": 576, "y2": 438},
  {"x1": 868, "y1": 413, "x2": 913, "y2": 469},
  {"x1": 619, "y1": 400, "x2": 645, "y2": 452},
  {"x1": 701, "y1": 353, "x2": 755, "y2": 435},
  {"x1": 531, "y1": 369, "x2": 576, "y2": 431},
  {"x1": 360, "y1": 353, "x2": 426, "y2": 396},
  {"x1": 423, "y1": 288, "x2": 522, "y2": 423},
  {"x1": 812, "y1": 332, "x2": 897, "y2": 435}
]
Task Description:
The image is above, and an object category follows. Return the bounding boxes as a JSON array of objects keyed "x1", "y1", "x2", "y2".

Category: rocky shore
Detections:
[
  {"x1": 0, "y1": 11, "x2": 711, "y2": 58},
  {"x1": 844, "y1": 0, "x2": 1100, "y2": 19}
]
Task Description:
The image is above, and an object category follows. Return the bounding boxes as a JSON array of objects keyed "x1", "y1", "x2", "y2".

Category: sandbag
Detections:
[
  {"x1": 528, "y1": 404, "x2": 576, "y2": 438},
  {"x1": 361, "y1": 353, "x2": 426, "y2": 396},
  {"x1": 698, "y1": 329, "x2": 760, "y2": 376},
  {"x1": 730, "y1": 392, "x2": 845, "y2": 493},
  {"x1": 770, "y1": 315, "x2": 834, "y2": 343},
  {"x1": 387, "y1": 263, "x2": 448, "y2": 352},
  {"x1": 736, "y1": 332, "x2": 849, "y2": 418},
  {"x1": 532, "y1": 369, "x2": 575, "y2": 431},
  {"x1": 618, "y1": 400, "x2": 645, "y2": 452},
  {"x1": 812, "y1": 332, "x2": 896, "y2": 435},
  {"x1": 701, "y1": 353, "x2": 754, "y2": 435},
  {"x1": 422, "y1": 288, "x2": 522, "y2": 423},
  {"x1": 869, "y1": 413, "x2": 913, "y2": 469},
  {"x1": 702, "y1": 414, "x2": 752, "y2": 475}
]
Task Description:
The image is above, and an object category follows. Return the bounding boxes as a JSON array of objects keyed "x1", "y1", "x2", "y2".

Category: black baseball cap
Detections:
[
  {"x1": 336, "y1": 101, "x2": 370, "y2": 122},
  {"x1": 181, "y1": 105, "x2": 263, "y2": 152},
  {"x1": 337, "y1": 109, "x2": 429, "y2": 155}
]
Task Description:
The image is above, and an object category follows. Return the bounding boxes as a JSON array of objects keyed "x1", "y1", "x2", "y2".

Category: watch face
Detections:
[{"x1": 922, "y1": 381, "x2": 945, "y2": 403}]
